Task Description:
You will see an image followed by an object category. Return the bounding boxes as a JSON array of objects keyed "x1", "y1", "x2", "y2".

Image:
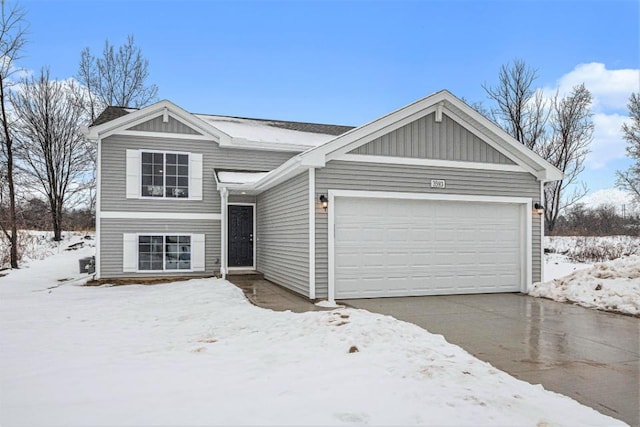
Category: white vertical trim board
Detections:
[
  {"x1": 308, "y1": 168, "x2": 316, "y2": 300},
  {"x1": 95, "y1": 137, "x2": 102, "y2": 278},
  {"x1": 220, "y1": 188, "x2": 228, "y2": 278},
  {"x1": 327, "y1": 190, "x2": 533, "y2": 302},
  {"x1": 327, "y1": 191, "x2": 336, "y2": 303},
  {"x1": 227, "y1": 202, "x2": 257, "y2": 271},
  {"x1": 539, "y1": 181, "x2": 545, "y2": 283}
]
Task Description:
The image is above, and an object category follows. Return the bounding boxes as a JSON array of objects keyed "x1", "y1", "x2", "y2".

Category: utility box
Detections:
[{"x1": 79, "y1": 256, "x2": 95, "y2": 274}]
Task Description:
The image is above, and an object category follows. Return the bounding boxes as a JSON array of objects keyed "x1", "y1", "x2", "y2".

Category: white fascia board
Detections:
[
  {"x1": 442, "y1": 94, "x2": 564, "y2": 181},
  {"x1": 304, "y1": 91, "x2": 450, "y2": 162},
  {"x1": 87, "y1": 100, "x2": 232, "y2": 144}
]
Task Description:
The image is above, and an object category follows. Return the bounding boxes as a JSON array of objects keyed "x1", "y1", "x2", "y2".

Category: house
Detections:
[{"x1": 85, "y1": 90, "x2": 562, "y2": 303}]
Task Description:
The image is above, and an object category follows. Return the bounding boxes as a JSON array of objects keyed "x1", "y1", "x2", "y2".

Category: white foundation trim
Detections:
[
  {"x1": 101, "y1": 211, "x2": 221, "y2": 220},
  {"x1": 326, "y1": 190, "x2": 533, "y2": 304}
]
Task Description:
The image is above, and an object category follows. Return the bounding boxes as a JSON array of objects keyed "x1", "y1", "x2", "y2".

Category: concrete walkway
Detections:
[
  {"x1": 344, "y1": 294, "x2": 640, "y2": 427},
  {"x1": 228, "y1": 276, "x2": 330, "y2": 313}
]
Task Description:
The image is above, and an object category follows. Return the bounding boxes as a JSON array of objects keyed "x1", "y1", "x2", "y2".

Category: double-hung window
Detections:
[
  {"x1": 141, "y1": 152, "x2": 189, "y2": 198},
  {"x1": 138, "y1": 235, "x2": 191, "y2": 271}
]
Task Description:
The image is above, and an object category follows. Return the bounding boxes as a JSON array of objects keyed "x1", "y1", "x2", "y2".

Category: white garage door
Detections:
[{"x1": 334, "y1": 196, "x2": 523, "y2": 299}]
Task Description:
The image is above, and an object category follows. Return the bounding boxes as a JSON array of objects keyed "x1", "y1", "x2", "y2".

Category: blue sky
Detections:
[{"x1": 20, "y1": 0, "x2": 640, "y2": 194}]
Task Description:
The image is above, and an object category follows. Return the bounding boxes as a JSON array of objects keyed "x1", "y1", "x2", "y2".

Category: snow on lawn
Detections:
[
  {"x1": 0, "y1": 250, "x2": 626, "y2": 426},
  {"x1": 532, "y1": 255, "x2": 640, "y2": 316}
]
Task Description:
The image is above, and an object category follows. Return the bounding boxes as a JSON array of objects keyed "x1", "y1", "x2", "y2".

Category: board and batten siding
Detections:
[
  {"x1": 314, "y1": 161, "x2": 542, "y2": 298},
  {"x1": 128, "y1": 116, "x2": 201, "y2": 135},
  {"x1": 100, "y1": 134, "x2": 295, "y2": 213},
  {"x1": 100, "y1": 218, "x2": 220, "y2": 278},
  {"x1": 349, "y1": 112, "x2": 515, "y2": 165},
  {"x1": 256, "y1": 173, "x2": 309, "y2": 296}
]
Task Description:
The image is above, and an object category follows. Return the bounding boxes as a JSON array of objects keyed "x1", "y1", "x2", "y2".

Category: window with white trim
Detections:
[
  {"x1": 138, "y1": 235, "x2": 191, "y2": 271},
  {"x1": 126, "y1": 150, "x2": 202, "y2": 200},
  {"x1": 141, "y1": 151, "x2": 189, "y2": 198}
]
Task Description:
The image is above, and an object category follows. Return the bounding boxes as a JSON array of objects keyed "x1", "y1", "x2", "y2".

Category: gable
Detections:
[
  {"x1": 348, "y1": 112, "x2": 515, "y2": 165},
  {"x1": 127, "y1": 115, "x2": 203, "y2": 135}
]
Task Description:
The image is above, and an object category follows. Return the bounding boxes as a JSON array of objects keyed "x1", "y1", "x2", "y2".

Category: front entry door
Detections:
[{"x1": 228, "y1": 205, "x2": 254, "y2": 267}]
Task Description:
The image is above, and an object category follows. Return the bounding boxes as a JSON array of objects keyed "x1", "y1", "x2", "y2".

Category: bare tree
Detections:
[
  {"x1": 0, "y1": 0, "x2": 27, "y2": 268},
  {"x1": 77, "y1": 34, "x2": 157, "y2": 115},
  {"x1": 540, "y1": 85, "x2": 593, "y2": 231},
  {"x1": 616, "y1": 93, "x2": 640, "y2": 201},
  {"x1": 76, "y1": 35, "x2": 157, "y2": 212},
  {"x1": 483, "y1": 59, "x2": 549, "y2": 150},
  {"x1": 11, "y1": 68, "x2": 90, "y2": 241}
]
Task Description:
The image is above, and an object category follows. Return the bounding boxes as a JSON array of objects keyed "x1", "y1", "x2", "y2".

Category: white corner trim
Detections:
[
  {"x1": 95, "y1": 137, "x2": 102, "y2": 279},
  {"x1": 308, "y1": 168, "x2": 316, "y2": 300},
  {"x1": 326, "y1": 189, "x2": 534, "y2": 302},
  {"x1": 539, "y1": 181, "x2": 545, "y2": 283},
  {"x1": 101, "y1": 211, "x2": 221, "y2": 220},
  {"x1": 338, "y1": 154, "x2": 526, "y2": 173}
]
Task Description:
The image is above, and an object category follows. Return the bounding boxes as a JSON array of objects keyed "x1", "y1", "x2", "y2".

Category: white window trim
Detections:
[
  {"x1": 138, "y1": 149, "x2": 193, "y2": 200},
  {"x1": 135, "y1": 233, "x2": 196, "y2": 273},
  {"x1": 327, "y1": 190, "x2": 533, "y2": 304},
  {"x1": 226, "y1": 202, "x2": 257, "y2": 271}
]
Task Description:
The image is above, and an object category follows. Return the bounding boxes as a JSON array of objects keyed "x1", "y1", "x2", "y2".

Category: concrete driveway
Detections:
[{"x1": 343, "y1": 294, "x2": 640, "y2": 427}]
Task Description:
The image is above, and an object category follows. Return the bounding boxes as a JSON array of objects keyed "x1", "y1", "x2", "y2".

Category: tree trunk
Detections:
[{"x1": 0, "y1": 75, "x2": 18, "y2": 268}]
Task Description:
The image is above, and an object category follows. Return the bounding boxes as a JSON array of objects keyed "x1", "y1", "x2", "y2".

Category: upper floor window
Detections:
[{"x1": 141, "y1": 151, "x2": 189, "y2": 198}]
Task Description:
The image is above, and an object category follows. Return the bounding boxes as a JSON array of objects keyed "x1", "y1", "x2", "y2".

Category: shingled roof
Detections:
[
  {"x1": 91, "y1": 105, "x2": 355, "y2": 136},
  {"x1": 92, "y1": 106, "x2": 132, "y2": 126}
]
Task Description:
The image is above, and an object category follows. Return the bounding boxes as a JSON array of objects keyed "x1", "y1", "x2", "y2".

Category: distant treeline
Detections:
[
  {"x1": 2, "y1": 198, "x2": 94, "y2": 232},
  {"x1": 551, "y1": 204, "x2": 640, "y2": 236}
]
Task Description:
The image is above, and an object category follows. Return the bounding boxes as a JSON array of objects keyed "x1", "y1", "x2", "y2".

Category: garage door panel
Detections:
[{"x1": 334, "y1": 197, "x2": 523, "y2": 299}]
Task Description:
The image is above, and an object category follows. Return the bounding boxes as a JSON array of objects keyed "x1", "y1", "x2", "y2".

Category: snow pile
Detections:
[
  {"x1": 0, "y1": 247, "x2": 626, "y2": 425},
  {"x1": 0, "y1": 231, "x2": 93, "y2": 269},
  {"x1": 531, "y1": 255, "x2": 640, "y2": 316}
]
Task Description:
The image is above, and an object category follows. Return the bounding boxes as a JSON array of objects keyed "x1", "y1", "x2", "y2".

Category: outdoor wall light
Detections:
[
  {"x1": 534, "y1": 203, "x2": 545, "y2": 215},
  {"x1": 319, "y1": 194, "x2": 328, "y2": 211}
]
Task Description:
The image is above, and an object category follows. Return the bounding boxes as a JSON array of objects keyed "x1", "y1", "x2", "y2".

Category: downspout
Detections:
[{"x1": 220, "y1": 187, "x2": 228, "y2": 279}]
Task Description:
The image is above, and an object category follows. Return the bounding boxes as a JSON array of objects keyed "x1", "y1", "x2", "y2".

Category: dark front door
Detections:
[{"x1": 228, "y1": 205, "x2": 254, "y2": 267}]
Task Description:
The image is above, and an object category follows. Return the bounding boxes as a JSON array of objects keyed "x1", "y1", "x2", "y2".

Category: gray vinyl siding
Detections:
[
  {"x1": 349, "y1": 112, "x2": 515, "y2": 165},
  {"x1": 99, "y1": 218, "x2": 220, "y2": 278},
  {"x1": 128, "y1": 116, "x2": 202, "y2": 135},
  {"x1": 257, "y1": 173, "x2": 309, "y2": 296},
  {"x1": 314, "y1": 161, "x2": 542, "y2": 298},
  {"x1": 100, "y1": 134, "x2": 295, "y2": 213}
]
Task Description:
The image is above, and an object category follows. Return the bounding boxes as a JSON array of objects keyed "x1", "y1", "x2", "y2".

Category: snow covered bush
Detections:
[
  {"x1": 0, "y1": 231, "x2": 93, "y2": 269},
  {"x1": 545, "y1": 235, "x2": 640, "y2": 263}
]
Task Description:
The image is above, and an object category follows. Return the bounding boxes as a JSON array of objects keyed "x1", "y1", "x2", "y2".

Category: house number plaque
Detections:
[{"x1": 430, "y1": 179, "x2": 446, "y2": 189}]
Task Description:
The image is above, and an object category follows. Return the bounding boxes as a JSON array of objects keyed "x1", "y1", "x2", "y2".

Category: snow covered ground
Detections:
[{"x1": 0, "y1": 237, "x2": 626, "y2": 426}]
